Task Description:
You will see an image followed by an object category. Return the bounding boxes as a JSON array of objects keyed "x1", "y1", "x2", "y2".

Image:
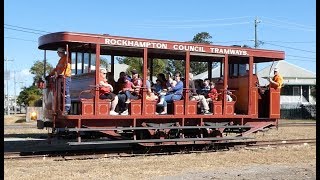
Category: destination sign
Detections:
[{"x1": 105, "y1": 38, "x2": 249, "y2": 56}]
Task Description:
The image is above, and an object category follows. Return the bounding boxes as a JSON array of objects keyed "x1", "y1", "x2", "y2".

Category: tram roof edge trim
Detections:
[{"x1": 38, "y1": 31, "x2": 285, "y2": 60}]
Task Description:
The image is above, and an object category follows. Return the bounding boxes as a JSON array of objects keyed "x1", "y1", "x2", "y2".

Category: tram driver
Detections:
[{"x1": 47, "y1": 47, "x2": 71, "y2": 115}]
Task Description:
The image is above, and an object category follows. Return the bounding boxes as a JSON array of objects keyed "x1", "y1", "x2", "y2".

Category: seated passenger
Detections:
[
  {"x1": 146, "y1": 76, "x2": 158, "y2": 101},
  {"x1": 153, "y1": 79, "x2": 165, "y2": 95},
  {"x1": 157, "y1": 73, "x2": 167, "y2": 88},
  {"x1": 107, "y1": 72, "x2": 116, "y2": 89},
  {"x1": 189, "y1": 73, "x2": 212, "y2": 115},
  {"x1": 156, "y1": 72, "x2": 183, "y2": 115},
  {"x1": 226, "y1": 85, "x2": 233, "y2": 102},
  {"x1": 206, "y1": 82, "x2": 219, "y2": 102},
  {"x1": 146, "y1": 70, "x2": 158, "y2": 101},
  {"x1": 200, "y1": 79, "x2": 210, "y2": 96},
  {"x1": 99, "y1": 68, "x2": 118, "y2": 115}
]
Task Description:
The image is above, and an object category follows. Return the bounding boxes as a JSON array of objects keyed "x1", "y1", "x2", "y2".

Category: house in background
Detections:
[{"x1": 257, "y1": 61, "x2": 316, "y2": 105}]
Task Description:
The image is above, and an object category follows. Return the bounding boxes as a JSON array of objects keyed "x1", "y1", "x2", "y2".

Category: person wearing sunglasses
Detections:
[{"x1": 99, "y1": 68, "x2": 118, "y2": 115}]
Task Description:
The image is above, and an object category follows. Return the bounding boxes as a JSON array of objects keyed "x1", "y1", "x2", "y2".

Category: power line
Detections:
[
  {"x1": 132, "y1": 22, "x2": 251, "y2": 28},
  {"x1": 4, "y1": 27, "x2": 45, "y2": 35},
  {"x1": 263, "y1": 42, "x2": 316, "y2": 54},
  {"x1": 142, "y1": 16, "x2": 253, "y2": 23},
  {"x1": 261, "y1": 40, "x2": 315, "y2": 44},
  {"x1": 286, "y1": 54, "x2": 316, "y2": 60},
  {"x1": 261, "y1": 16, "x2": 315, "y2": 29},
  {"x1": 4, "y1": 23, "x2": 51, "y2": 33},
  {"x1": 285, "y1": 58, "x2": 316, "y2": 62},
  {"x1": 263, "y1": 21, "x2": 315, "y2": 32},
  {"x1": 4, "y1": 36, "x2": 37, "y2": 42}
]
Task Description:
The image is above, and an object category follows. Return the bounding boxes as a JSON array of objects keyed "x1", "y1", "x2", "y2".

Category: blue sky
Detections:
[{"x1": 4, "y1": 0, "x2": 316, "y2": 96}]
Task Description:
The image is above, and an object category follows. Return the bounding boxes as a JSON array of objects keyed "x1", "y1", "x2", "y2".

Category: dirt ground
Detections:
[{"x1": 4, "y1": 115, "x2": 317, "y2": 180}]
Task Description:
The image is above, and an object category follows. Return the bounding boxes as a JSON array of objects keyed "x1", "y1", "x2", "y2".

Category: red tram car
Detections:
[{"x1": 37, "y1": 32, "x2": 285, "y2": 146}]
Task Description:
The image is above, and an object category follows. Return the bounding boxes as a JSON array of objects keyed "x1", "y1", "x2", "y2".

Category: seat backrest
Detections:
[{"x1": 70, "y1": 72, "x2": 96, "y2": 99}]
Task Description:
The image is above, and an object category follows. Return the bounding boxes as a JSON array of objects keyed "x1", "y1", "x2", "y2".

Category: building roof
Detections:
[
  {"x1": 107, "y1": 63, "x2": 129, "y2": 80},
  {"x1": 258, "y1": 60, "x2": 316, "y2": 79},
  {"x1": 193, "y1": 65, "x2": 221, "y2": 80},
  {"x1": 193, "y1": 60, "x2": 316, "y2": 86}
]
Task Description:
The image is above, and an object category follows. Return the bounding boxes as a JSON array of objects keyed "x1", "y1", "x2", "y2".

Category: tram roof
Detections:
[{"x1": 38, "y1": 31, "x2": 285, "y2": 63}]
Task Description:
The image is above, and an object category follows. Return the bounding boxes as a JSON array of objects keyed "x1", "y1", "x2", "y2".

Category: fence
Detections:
[{"x1": 280, "y1": 103, "x2": 316, "y2": 119}]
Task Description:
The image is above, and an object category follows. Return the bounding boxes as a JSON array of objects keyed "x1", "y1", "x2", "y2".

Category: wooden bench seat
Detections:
[
  {"x1": 209, "y1": 101, "x2": 235, "y2": 115},
  {"x1": 71, "y1": 98, "x2": 111, "y2": 115}
]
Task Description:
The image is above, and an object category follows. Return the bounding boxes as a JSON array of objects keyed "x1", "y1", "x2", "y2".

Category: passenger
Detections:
[
  {"x1": 194, "y1": 79, "x2": 203, "y2": 94},
  {"x1": 115, "y1": 71, "x2": 127, "y2": 94},
  {"x1": 153, "y1": 79, "x2": 165, "y2": 95},
  {"x1": 47, "y1": 47, "x2": 71, "y2": 115},
  {"x1": 207, "y1": 82, "x2": 219, "y2": 102},
  {"x1": 226, "y1": 85, "x2": 233, "y2": 102},
  {"x1": 146, "y1": 70, "x2": 158, "y2": 101},
  {"x1": 156, "y1": 72, "x2": 184, "y2": 115},
  {"x1": 107, "y1": 72, "x2": 116, "y2": 89},
  {"x1": 99, "y1": 68, "x2": 118, "y2": 115},
  {"x1": 117, "y1": 70, "x2": 141, "y2": 115},
  {"x1": 156, "y1": 73, "x2": 167, "y2": 91},
  {"x1": 189, "y1": 73, "x2": 212, "y2": 115},
  {"x1": 200, "y1": 79, "x2": 211, "y2": 97},
  {"x1": 165, "y1": 72, "x2": 176, "y2": 89}
]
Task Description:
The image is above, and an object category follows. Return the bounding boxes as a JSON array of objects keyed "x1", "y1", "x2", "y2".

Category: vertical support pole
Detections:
[
  {"x1": 208, "y1": 61, "x2": 212, "y2": 80},
  {"x1": 248, "y1": 56, "x2": 253, "y2": 115},
  {"x1": 184, "y1": 51, "x2": 190, "y2": 115},
  {"x1": 133, "y1": 118, "x2": 137, "y2": 140},
  {"x1": 111, "y1": 55, "x2": 115, "y2": 75},
  {"x1": 149, "y1": 58, "x2": 153, "y2": 82},
  {"x1": 95, "y1": 44, "x2": 101, "y2": 115},
  {"x1": 88, "y1": 44, "x2": 92, "y2": 73},
  {"x1": 223, "y1": 55, "x2": 228, "y2": 115},
  {"x1": 77, "y1": 119, "x2": 81, "y2": 143},
  {"x1": 14, "y1": 70, "x2": 16, "y2": 115},
  {"x1": 142, "y1": 48, "x2": 148, "y2": 115},
  {"x1": 44, "y1": 50, "x2": 47, "y2": 78},
  {"x1": 300, "y1": 85, "x2": 302, "y2": 103}
]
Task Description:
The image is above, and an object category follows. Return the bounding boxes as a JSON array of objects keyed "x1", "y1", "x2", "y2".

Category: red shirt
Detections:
[
  {"x1": 99, "y1": 74, "x2": 111, "y2": 95},
  {"x1": 122, "y1": 81, "x2": 134, "y2": 91},
  {"x1": 208, "y1": 88, "x2": 218, "y2": 100}
]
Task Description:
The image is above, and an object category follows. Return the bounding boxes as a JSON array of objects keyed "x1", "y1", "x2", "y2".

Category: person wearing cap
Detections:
[
  {"x1": 269, "y1": 68, "x2": 283, "y2": 89},
  {"x1": 99, "y1": 68, "x2": 118, "y2": 115},
  {"x1": 48, "y1": 47, "x2": 72, "y2": 114}
]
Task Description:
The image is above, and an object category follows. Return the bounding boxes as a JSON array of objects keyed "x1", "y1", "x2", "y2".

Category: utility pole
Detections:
[
  {"x1": 254, "y1": 17, "x2": 261, "y2": 74},
  {"x1": 5, "y1": 58, "x2": 14, "y2": 115},
  {"x1": 14, "y1": 70, "x2": 17, "y2": 115}
]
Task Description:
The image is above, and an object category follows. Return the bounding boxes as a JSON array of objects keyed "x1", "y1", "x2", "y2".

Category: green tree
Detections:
[
  {"x1": 191, "y1": 32, "x2": 212, "y2": 44},
  {"x1": 189, "y1": 32, "x2": 214, "y2": 75},
  {"x1": 30, "y1": 60, "x2": 53, "y2": 84},
  {"x1": 17, "y1": 85, "x2": 42, "y2": 107},
  {"x1": 100, "y1": 57, "x2": 109, "y2": 69},
  {"x1": 118, "y1": 57, "x2": 166, "y2": 76}
]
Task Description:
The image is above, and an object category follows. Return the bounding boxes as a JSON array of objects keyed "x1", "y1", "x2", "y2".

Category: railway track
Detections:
[
  {"x1": 277, "y1": 122, "x2": 316, "y2": 127},
  {"x1": 4, "y1": 138, "x2": 316, "y2": 161}
]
